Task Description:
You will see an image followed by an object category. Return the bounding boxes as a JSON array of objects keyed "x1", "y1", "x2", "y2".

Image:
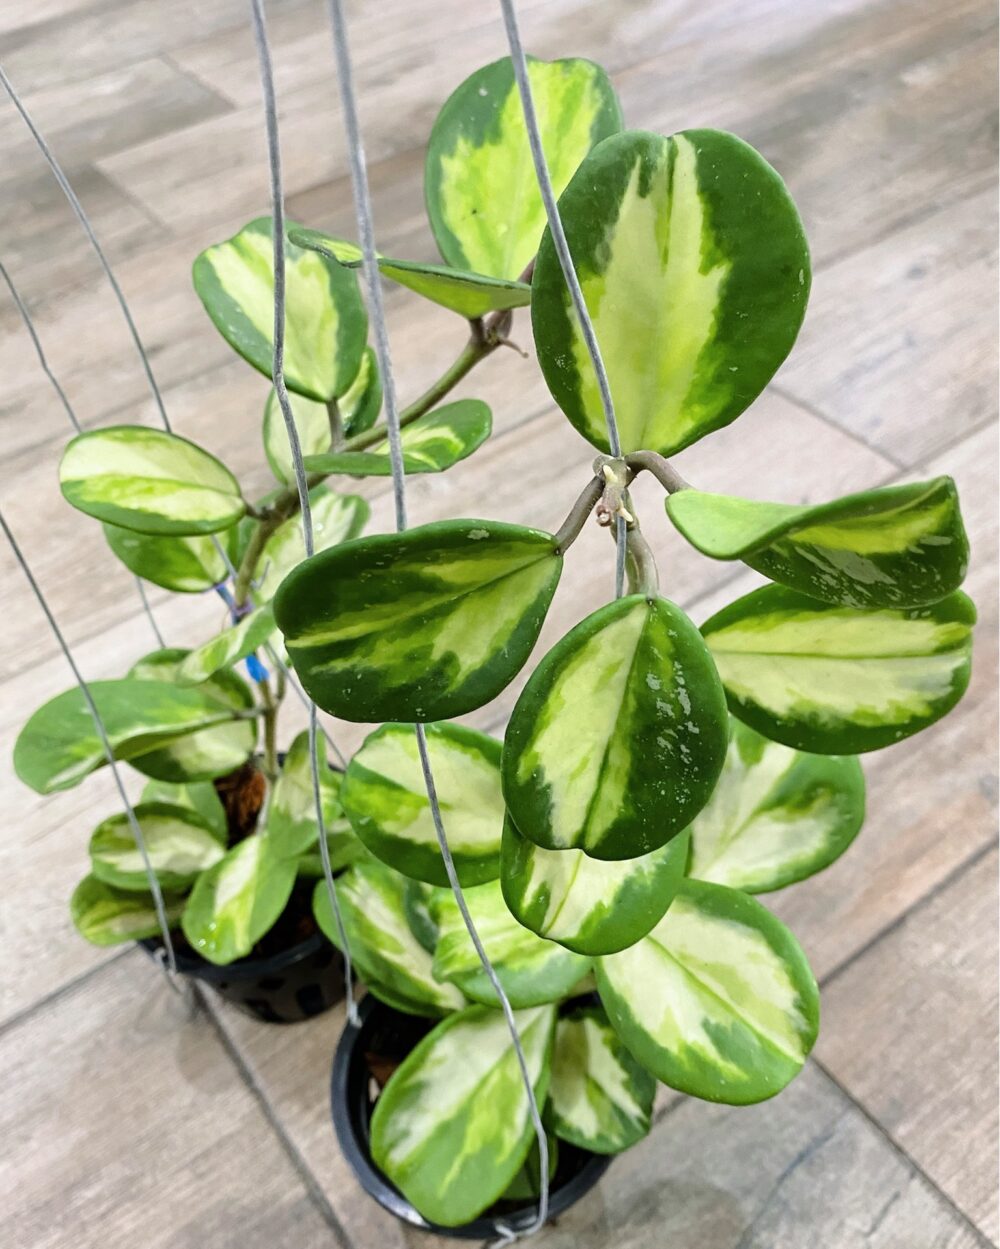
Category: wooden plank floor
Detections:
[{"x1": 1, "y1": 1, "x2": 996, "y2": 1245}]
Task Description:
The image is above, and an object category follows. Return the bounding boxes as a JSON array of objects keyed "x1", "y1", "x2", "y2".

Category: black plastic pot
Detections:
[
  {"x1": 331, "y1": 994, "x2": 611, "y2": 1239},
  {"x1": 140, "y1": 930, "x2": 345, "y2": 1023}
]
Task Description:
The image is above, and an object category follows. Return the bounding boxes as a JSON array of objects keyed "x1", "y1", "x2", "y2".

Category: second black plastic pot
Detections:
[{"x1": 330, "y1": 994, "x2": 611, "y2": 1238}]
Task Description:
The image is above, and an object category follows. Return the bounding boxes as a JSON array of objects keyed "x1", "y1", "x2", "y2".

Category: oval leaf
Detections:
[
  {"x1": 702, "y1": 585, "x2": 975, "y2": 754},
  {"x1": 403, "y1": 879, "x2": 444, "y2": 954},
  {"x1": 532, "y1": 129, "x2": 810, "y2": 457},
  {"x1": 103, "y1": 523, "x2": 238, "y2": 593},
  {"x1": 263, "y1": 348, "x2": 382, "y2": 483},
  {"x1": 688, "y1": 719, "x2": 865, "y2": 892},
  {"x1": 254, "y1": 486, "x2": 369, "y2": 603},
  {"x1": 181, "y1": 833, "x2": 297, "y2": 965},
  {"x1": 264, "y1": 729, "x2": 354, "y2": 861},
  {"x1": 89, "y1": 801, "x2": 226, "y2": 892},
  {"x1": 313, "y1": 860, "x2": 464, "y2": 1016},
  {"x1": 667, "y1": 477, "x2": 969, "y2": 609},
  {"x1": 14, "y1": 678, "x2": 241, "y2": 794},
  {"x1": 274, "y1": 519, "x2": 562, "y2": 722},
  {"x1": 289, "y1": 226, "x2": 531, "y2": 318},
  {"x1": 177, "y1": 606, "x2": 276, "y2": 686},
  {"x1": 340, "y1": 721, "x2": 503, "y2": 886},
  {"x1": 596, "y1": 879, "x2": 819, "y2": 1104},
  {"x1": 126, "y1": 650, "x2": 257, "y2": 782},
  {"x1": 370, "y1": 1003, "x2": 556, "y2": 1227},
  {"x1": 60, "y1": 426, "x2": 245, "y2": 536},
  {"x1": 303, "y1": 399, "x2": 491, "y2": 478},
  {"x1": 140, "y1": 778, "x2": 228, "y2": 840},
  {"x1": 502, "y1": 594, "x2": 729, "y2": 859},
  {"x1": 501, "y1": 817, "x2": 689, "y2": 955},
  {"x1": 549, "y1": 1004, "x2": 655, "y2": 1154},
  {"x1": 431, "y1": 879, "x2": 590, "y2": 1008},
  {"x1": 70, "y1": 875, "x2": 186, "y2": 947},
  {"x1": 426, "y1": 56, "x2": 622, "y2": 281},
  {"x1": 193, "y1": 216, "x2": 366, "y2": 401}
]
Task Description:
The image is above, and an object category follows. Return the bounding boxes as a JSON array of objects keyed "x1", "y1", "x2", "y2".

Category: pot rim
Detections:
[{"x1": 139, "y1": 926, "x2": 330, "y2": 982}]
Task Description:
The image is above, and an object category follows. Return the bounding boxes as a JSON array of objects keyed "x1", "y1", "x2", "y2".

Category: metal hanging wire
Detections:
[
  {"x1": 248, "y1": 0, "x2": 358, "y2": 1027},
  {"x1": 325, "y1": 0, "x2": 552, "y2": 1235}
]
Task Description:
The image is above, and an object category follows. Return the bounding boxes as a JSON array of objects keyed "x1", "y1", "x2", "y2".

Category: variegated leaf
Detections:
[
  {"x1": 89, "y1": 801, "x2": 225, "y2": 892},
  {"x1": 140, "y1": 778, "x2": 228, "y2": 839},
  {"x1": 426, "y1": 56, "x2": 621, "y2": 281},
  {"x1": 549, "y1": 1004, "x2": 655, "y2": 1153},
  {"x1": 502, "y1": 1133, "x2": 558, "y2": 1200},
  {"x1": 667, "y1": 477, "x2": 969, "y2": 609},
  {"x1": 340, "y1": 721, "x2": 504, "y2": 886},
  {"x1": 126, "y1": 649, "x2": 257, "y2": 782},
  {"x1": 274, "y1": 519, "x2": 562, "y2": 722},
  {"x1": 501, "y1": 817, "x2": 690, "y2": 955},
  {"x1": 60, "y1": 426, "x2": 245, "y2": 536},
  {"x1": 177, "y1": 606, "x2": 275, "y2": 686},
  {"x1": 103, "y1": 522, "x2": 239, "y2": 593},
  {"x1": 264, "y1": 729, "x2": 355, "y2": 861},
  {"x1": 403, "y1": 879, "x2": 444, "y2": 954},
  {"x1": 70, "y1": 875, "x2": 186, "y2": 947},
  {"x1": 431, "y1": 879, "x2": 590, "y2": 1008},
  {"x1": 262, "y1": 348, "x2": 382, "y2": 484},
  {"x1": 193, "y1": 216, "x2": 367, "y2": 401},
  {"x1": 289, "y1": 226, "x2": 531, "y2": 318},
  {"x1": 370, "y1": 1003, "x2": 556, "y2": 1226},
  {"x1": 313, "y1": 859, "x2": 464, "y2": 1016},
  {"x1": 502, "y1": 594, "x2": 729, "y2": 859},
  {"x1": 702, "y1": 585, "x2": 975, "y2": 754},
  {"x1": 532, "y1": 129, "x2": 810, "y2": 457},
  {"x1": 181, "y1": 833, "x2": 297, "y2": 964},
  {"x1": 303, "y1": 399, "x2": 491, "y2": 478},
  {"x1": 13, "y1": 677, "x2": 240, "y2": 794},
  {"x1": 688, "y1": 719, "x2": 864, "y2": 892},
  {"x1": 254, "y1": 486, "x2": 369, "y2": 603},
  {"x1": 596, "y1": 880, "x2": 819, "y2": 1104}
]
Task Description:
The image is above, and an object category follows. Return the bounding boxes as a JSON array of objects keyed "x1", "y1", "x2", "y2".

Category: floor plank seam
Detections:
[
  {"x1": 812, "y1": 1055, "x2": 998, "y2": 1248},
  {"x1": 768, "y1": 383, "x2": 908, "y2": 471},
  {"x1": 195, "y1": 986, "x2": 356, "y2": 1249},
  {"x1": 0, "y1": 946, "x2": 131, "y2": 1041}
]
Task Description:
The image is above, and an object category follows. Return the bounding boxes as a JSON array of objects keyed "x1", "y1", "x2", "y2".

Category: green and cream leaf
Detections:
[
  {"x1": 595, "y1": 880, "x2": 819, "y2": 1104},
  {"x1": 177, "y1": 606, "x2": 276, "y2": 685},
  {"x1": 89, "y1": 801, "x2": 226, "y2": 892},
  {"x1": 532, "y1": 129, "x2": 810, "y2": 456},
  {"x1": 70, "y1": 875, "x2": 186, "y2": 947},
  {"x1": 254, "y1": 486, "x2": 369, "y2": 603},
  {"x1": 265, "y1": 729, "x2": 354, "y2": 860},
  {"x1": 60, "y1": 426, "x2": 245, "y2": 536},
  {"x1": 274, "y1": 519, "x2": 562, "y2": 722},
  {"x1": 103, "y1": 523, "x2": 239, "y2": 593},
  {"x1": 502, "y1": 594, "x2": 729, "y2": 859},
  {"x1": 370, "y1": 1003, "x2": 556, "y2": 1226},
  {"x1": 140, "y1": 778, "x2": 228, "y2": 840},
  {"x1": 702, "y1": 585, "x2": 975, "y2": 754}
]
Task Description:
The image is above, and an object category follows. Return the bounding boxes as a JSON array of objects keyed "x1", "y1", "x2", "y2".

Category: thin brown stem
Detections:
[
  {"x1": 326, "y1": 397, "x2": 343, "y2": 447},
  {"x1": 257, "y1": 677, "x2": 278, "y2": 781},
  {"x1": 625, "y1": 449, "x2": 691, "y2": 494},
  {"x1": 625, "y1": 524, "x2": 659, "y2": 597},
  {"x1": 553, "y1": 476, "x2": 603, "y2": 553}
]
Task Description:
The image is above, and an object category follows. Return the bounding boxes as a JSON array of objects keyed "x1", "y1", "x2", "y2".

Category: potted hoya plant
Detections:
[{"x1": 13, "y1": 48, "x2": 973, "y2": 1227}]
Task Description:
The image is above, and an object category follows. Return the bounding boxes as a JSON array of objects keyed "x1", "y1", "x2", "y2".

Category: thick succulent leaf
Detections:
[
  {"x1": 596, "y1": 880, "x2": 819, "y2": 1104},
  {"x1": 177, "y1": 606, "x2": 276, "y2": 686},
  {"x1": 502, "y1": 594, "x2": 729, "y2": 859},
  {"x1": 181, "y1": 833, "x2": 297, "y2": 964},
  {"x1": 140, "y1": 778, "x2": 228, "y2": 840},
  {"x1": 274, "y1": 519, "x2": 562, "y2": 722},
  {"x1": 340, "y1": 721, "x2": 504, "y2": 886},
  {"x1": 667, "y1": 477, "x2": 969, "y2": 609},
  {"x1": 370, "y1": 1003, "x2": 556, "y2": 1226},
  {"x1": 303, "y1": 399, "x2": 491, "y2": 478},
  {"x1": 125, "y1": 650, "x2": 257, "y2": 782},
  {"x1": 103, "y1": 523, "x2": 238, "y2": 594},
  {"x1": 262, "y1": 348, "x2": 382, "y2": 483},
  {"x1": 70, "y1": 875, "x2": 186, "y2": 947},
  {"x1": 313, "y1": 860, "x2": 464, "y2": 1016},
  {"x1": 89, "y1": 801, "x2": 225, "y2": 892},
  {"x1": 501, "y1": 817, "x2": 689, "y2": 955},
  {"x1": 254, "y1": 486, "x2": 369, "y2": 603},
  {"x1": 13, "y1": 678, "x2": 240, "y2": 794},
  {"x1": 503, "y1": 1133, "x2": 558, "y2": 1200},
  {"x1": 548, "y1": 1004, "x2": 655, "y2": 1154},
  {"x1": 431, "y1": 879, "x2": 590, "y2": 1007},
  {"x1": 290, "y1": 226, "x2": 531, "y2": 317},
  {"x1": 702, "y1": 585, "x2": 975, "y2": 754},
  {"x1": 265, "y1": 729, "x2": 354, "y2": 860},
  {"x1": 426, "y1": 56, "x2": 622, "y2": 281},
  {"x1": 688, "y1": 720, "x2": 865, "y2": 892},
  {"x1": 532, "y1": 129, "x2": 810, "y2": 457},
  {"x1": 403, "y1": 879, "x2": 444, "y2": 954},
  {"x1": 193, "y1": 216, "x2": 367, "y2": 401},
  {"x1": 60, "y1": 426, "x2": 245, "y2": 536}
]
